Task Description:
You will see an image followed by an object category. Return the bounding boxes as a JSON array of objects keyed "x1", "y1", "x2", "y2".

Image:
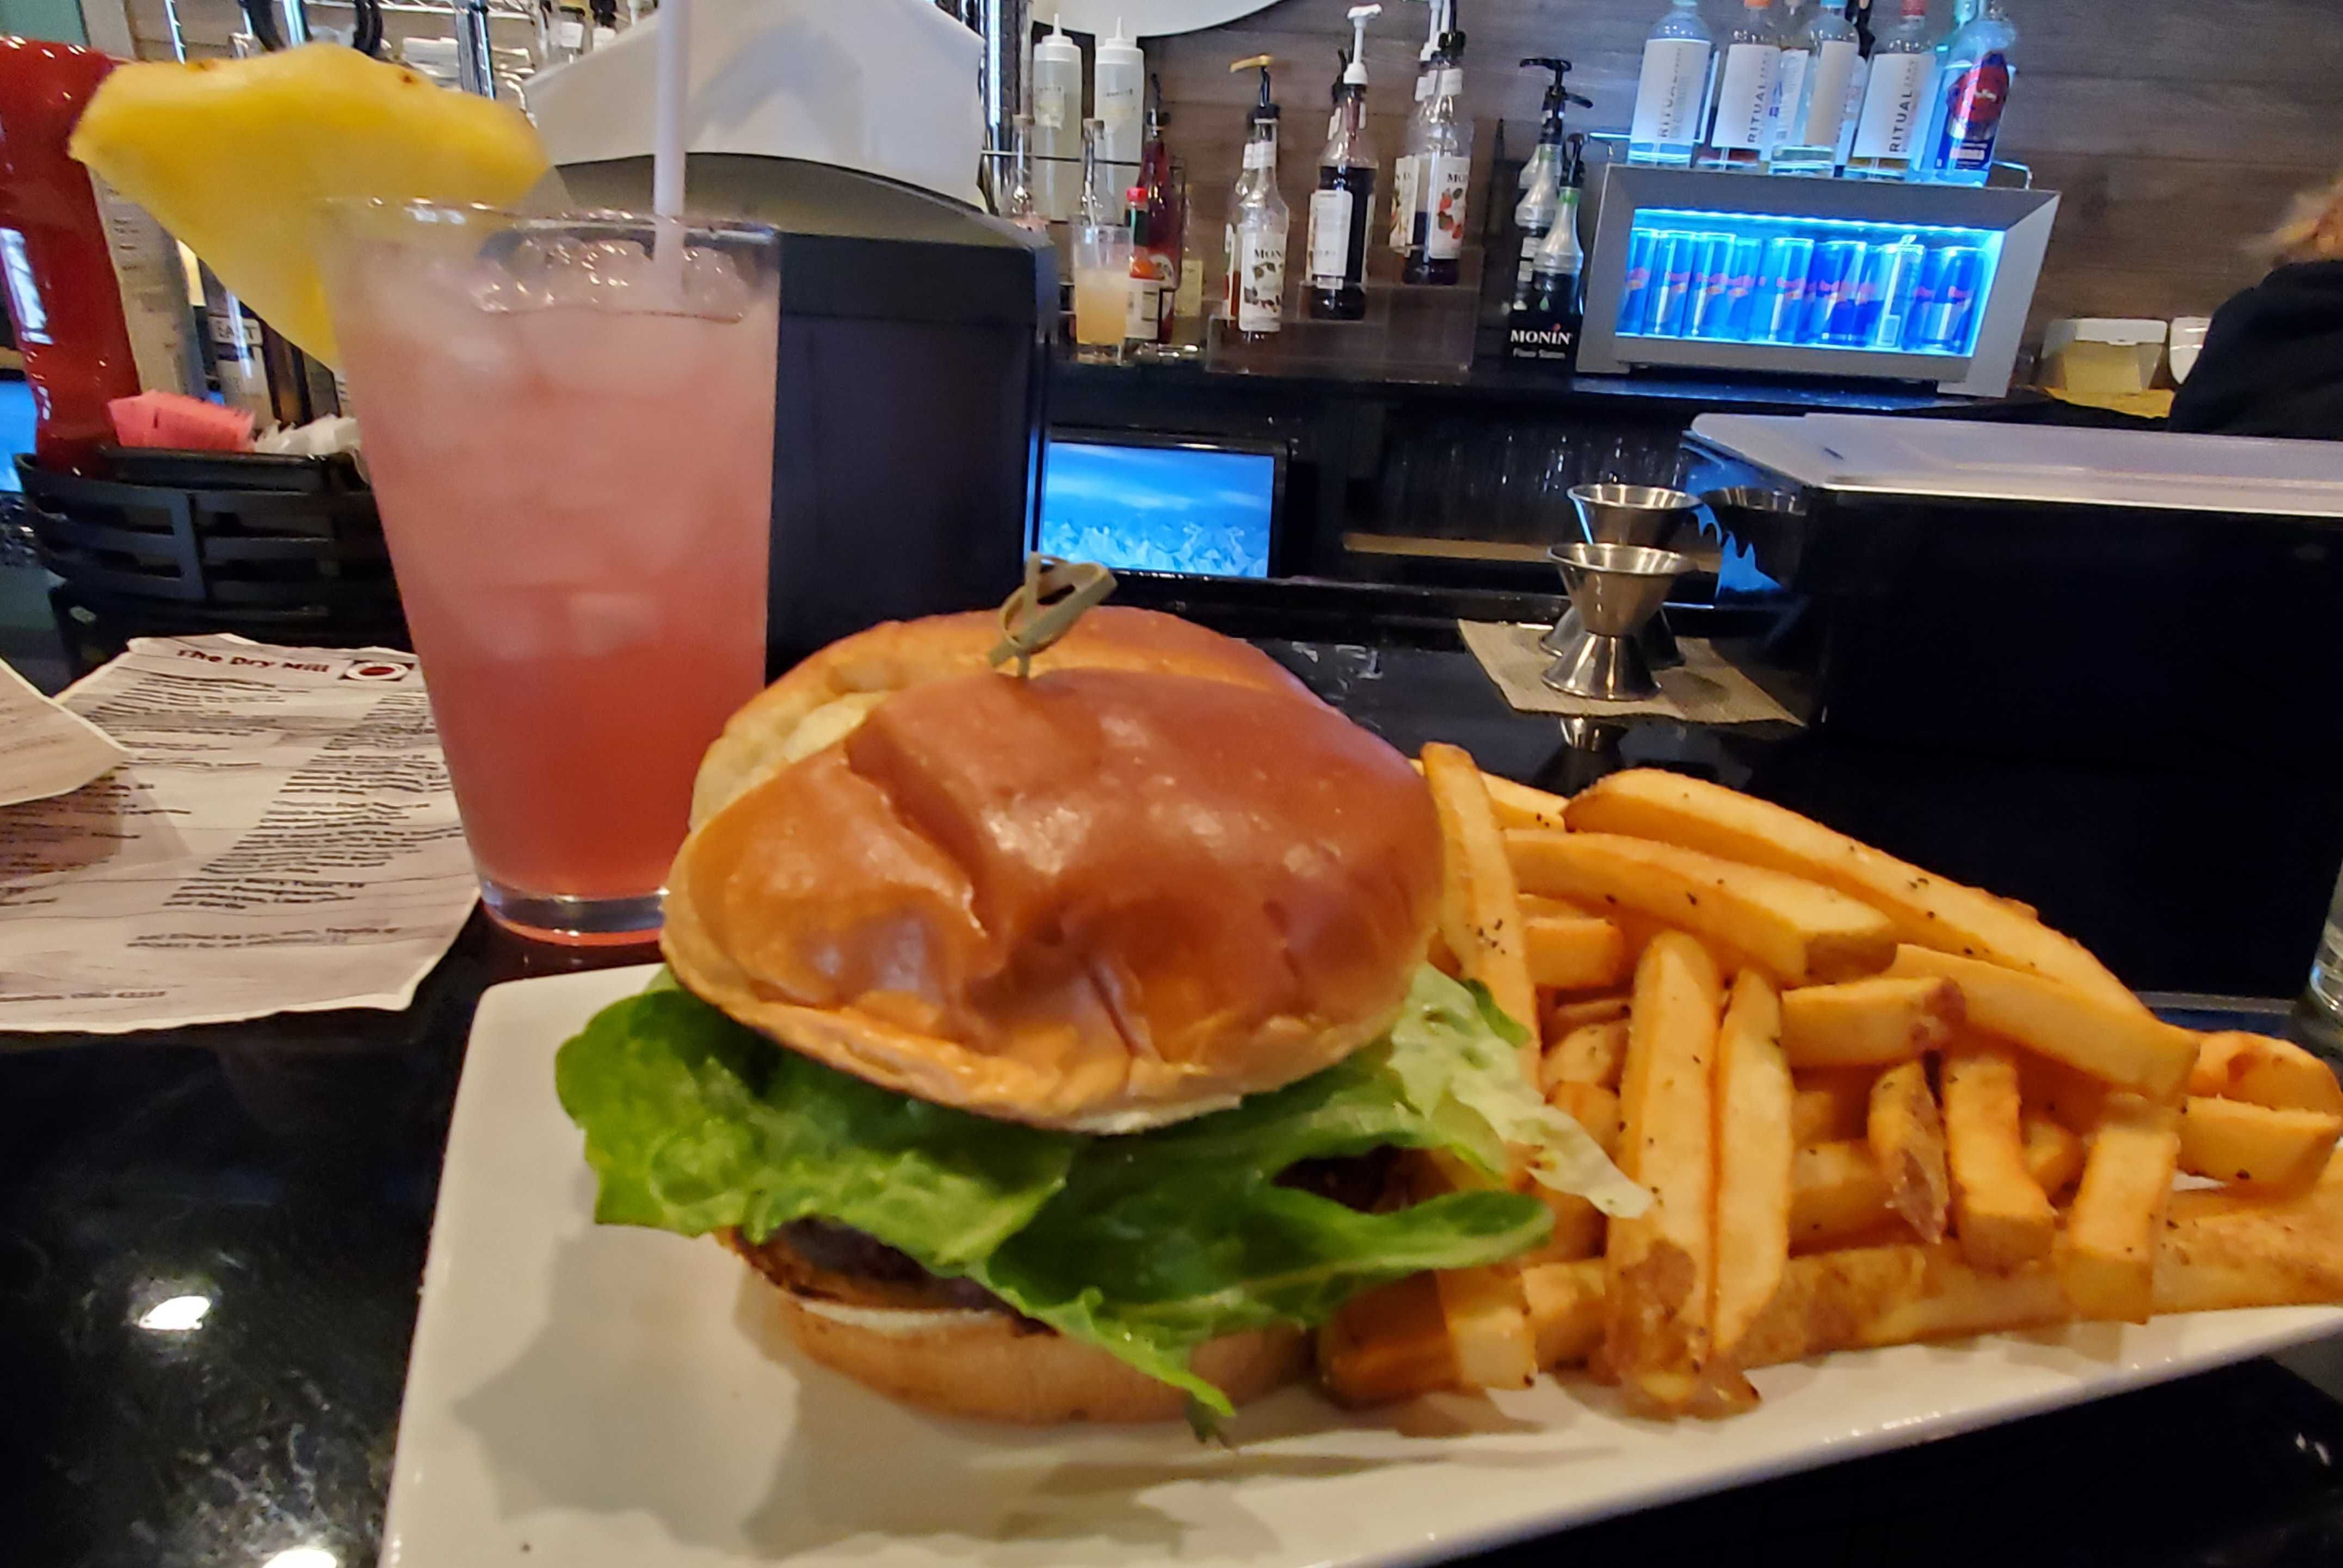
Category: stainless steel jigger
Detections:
[
  {"x1": 1541, "y1": 542, "x2": 1691, "y2": 702},
  {"x1": 1541, "y1": 483, "x2": 1704, "y2": 663}
]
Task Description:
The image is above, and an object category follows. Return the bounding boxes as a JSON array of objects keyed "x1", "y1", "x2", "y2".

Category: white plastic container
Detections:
[
  {"x1": 1093, "y1": 18, "x2": 1146, "y2": 200},
  {"x1": 1031, "y1": 15, "x2": 1085, "y2": 221}
]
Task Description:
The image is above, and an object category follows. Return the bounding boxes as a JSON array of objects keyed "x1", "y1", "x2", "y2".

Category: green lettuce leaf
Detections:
[
  {"x1": 554, "y1": 990, "x2": 1075, "y2": 1266},
  {"x1": 1383, "y1": 967, "x2": 1654, "y2": 1220},
  {"x1": 555, "y1": 970, "x2": 1584, "y2": 1417}
]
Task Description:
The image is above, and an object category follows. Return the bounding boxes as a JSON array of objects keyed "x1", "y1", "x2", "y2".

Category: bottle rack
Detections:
[{"x1": 1206, "y1": 246, "x2": 1486, "y2": 379}]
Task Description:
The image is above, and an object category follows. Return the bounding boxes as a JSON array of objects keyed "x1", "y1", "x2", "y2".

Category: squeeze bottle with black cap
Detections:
[
  {"x1": 1306, "y1": 4, "x2": 1381, "y2": 322},
  {"x1": 1221, "y1": 57, "x2": 1290, "y2": 342},
  {"x1": 1512, "y1": 58, "x2": 1589, "y2": 311}
]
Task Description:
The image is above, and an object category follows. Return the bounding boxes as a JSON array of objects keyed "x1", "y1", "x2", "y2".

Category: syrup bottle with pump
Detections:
[
  {"x1": 1306, "y1": 5, "x2": 1382, "y2": 322},
  {"x1": 1401, "y1": 3, "x2": 1470, "y2": 287},
  {"x1": 1388, "y1": 0, "x2": 1448, "y2": 255},
  {"x1": 1221, "y1": 57, "x2": 1291, "y2": 343},
  {"x1": 1511, "y1": 57, "x2": 1590, "y2": 312}
]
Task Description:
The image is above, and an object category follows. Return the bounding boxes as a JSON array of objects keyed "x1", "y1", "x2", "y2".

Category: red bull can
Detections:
[
  {"x1": 1649, "y1": 232, "x2": 1694, "y2": 337},
  {"x1": 1866, "y1": 239, "x2": 1928, "y2": 347},
  {"x1": 1751, "y1": 236, "x2": 1814, "y2": 344},
  {"x1": 1811, "y1": 239, "x2": 1867, "y2": 345},
  {"x1": 1617, "y1": 229, "x2": 1661, "y2": 335},
  {"x1": 1722, "y1": 237, "x2": 1766, "y2": 341},
  {"x1": 1913, "y1": 245, "x2": 1983, "y2": 350},
  {"x1": 1689, "y1": 232, "x2": 1738, "y2": 339}
]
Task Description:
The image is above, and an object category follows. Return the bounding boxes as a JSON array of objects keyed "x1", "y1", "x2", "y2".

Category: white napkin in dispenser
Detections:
[{"x1": 523, "y1": 0, "x2": 985, "y2": 209}]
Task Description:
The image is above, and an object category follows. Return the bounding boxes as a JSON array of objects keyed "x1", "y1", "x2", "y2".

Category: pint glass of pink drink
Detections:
[{"x1": 324, "y1": 203, "x2": 778, "y2": 943}]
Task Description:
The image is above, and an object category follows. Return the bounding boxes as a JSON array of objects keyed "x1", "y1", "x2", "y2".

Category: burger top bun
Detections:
[
  {"x1": 662, "y1": 615, "x2": 1441, "y2": 1133},
  {"x1": 689, "y1": 607, "x2": 1308, "y2": 829}
]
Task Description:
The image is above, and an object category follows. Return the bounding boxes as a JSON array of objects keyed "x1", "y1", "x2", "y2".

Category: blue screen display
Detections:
[
  {"x1": 1617, "y1": 207, "x2": 2003, "y2": 358},
  {"x1": 1038, "y1": 440, "x2": 1274, "y2": 579}
]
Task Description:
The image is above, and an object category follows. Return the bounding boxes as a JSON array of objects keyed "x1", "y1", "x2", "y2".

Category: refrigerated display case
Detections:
[{"x1": 1575, "y1": 165, "x2": 2058, "y2": 397}]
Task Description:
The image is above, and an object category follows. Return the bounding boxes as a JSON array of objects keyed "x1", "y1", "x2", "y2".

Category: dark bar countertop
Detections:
[{"x1": 7, "y1": 626, "x2": 2342, "y2": 1568}]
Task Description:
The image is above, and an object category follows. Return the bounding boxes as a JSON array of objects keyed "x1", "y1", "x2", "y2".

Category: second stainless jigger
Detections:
[
  {"x1": 1565, "y1": 483, "x2": 1703, "y2": 550},
  {"x1": 1558, "y1": 484, "x2": 1701, "y2": 665},
  {"x1": 1541, "y1": 542, "x2": 1691, "y2": 702}
]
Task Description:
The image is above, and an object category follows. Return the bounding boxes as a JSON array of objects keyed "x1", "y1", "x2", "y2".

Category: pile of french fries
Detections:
[{"x1": 1319, "y1": 753, "x2": 2343, "y2": 1418}]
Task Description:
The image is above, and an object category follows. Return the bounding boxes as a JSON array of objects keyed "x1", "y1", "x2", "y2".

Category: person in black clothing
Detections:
[{"x1": 2168, "y1": 171, "x2": 2343, "y2": 440}]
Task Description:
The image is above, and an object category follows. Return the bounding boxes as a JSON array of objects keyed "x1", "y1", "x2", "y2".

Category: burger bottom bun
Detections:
[{"x1": 730, "y1": 1244, "x2": 1305, "y2": 1423}]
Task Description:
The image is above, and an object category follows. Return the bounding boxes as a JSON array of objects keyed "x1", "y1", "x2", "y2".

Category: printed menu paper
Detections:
[
  {"x1": 0, "y1": 658, "x2": 127, "y2": 807},
  {"x1": 0, "y1": 635, "x2": 478, "y2": 1034}
]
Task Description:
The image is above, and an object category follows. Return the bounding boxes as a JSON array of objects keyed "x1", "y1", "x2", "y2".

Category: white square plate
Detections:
[{"x1": 382, "y1": 965, "x2": 2343, "y2": 1567}]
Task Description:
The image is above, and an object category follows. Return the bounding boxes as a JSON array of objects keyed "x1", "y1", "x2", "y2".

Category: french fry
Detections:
[
  {"x1": 2156, "y1": 1160, "x2": 2343, "y2": 1312},
  {"x1": 1318, "y1": 1273, "x2": 1458, "y2": 1406},
  {"x1": 1521, "y1": 1259, "x2": 1608, "y2": 1368},
  {"x1": 1521, "y1": 1190, "x2": 1607, "y2": 1265},
  {"x1": 1407, "y1": 758, "x2": 1573, "y2": 832},
  {"x1": 1779, "y1": 976, "x2": 1963, "y2": 1069},
  {"x1": 1790, "y1": 1140, "x2": 1896, "y2": 1250},
  {"x1": 1433, "y1": 1264, "x2": 1539, "y2": 1391},
  {"x1": 2021, "y1": 1112, "x2": 2086, "y2": 1197},
  {"x1": 1422, "y1": 744, "x2": 1538, "y2": 1072},
  {"x1": 2178, "y1": 1096, "x2": 2341, "y2": 1191},
  {"x1": 1562, "y1": 769, "x2": 2143, "y2": 1013},
  {"x1": 1869, "y1": 1059, "x2": 1951, "y2": 1243},
  {"x1": 1940, "y1": 1039, "x2": 2057, "y2": 1270},
  {"x1": 1541, "y1": 1019, "x2": 1630, "y2": 1092},
  {"x1": 1713, "y1": 971, "x2": 1792, "y2": 1359},
  {"x1": 1507, "y1": 830, "x2": 1896, "y2": 986},
  {"x1": 1743, "y1": 1165, "x2": 2343, "y2": 1365},
  {"x1": 2022, "y1": 1053, "x2": 2112, "y2": 1135},
  {"x1": 1521, "y1": 892, "x2": 1598, "y2": 921},
  {"x1": 1599, "y1": 904, "x2": 1771, "y2": 983},
  {"x1": 2062, "y1": 1092, "x2": 2182, "y2": 1322},
  {"x1": 1547, "y1": 1081, "x2": 1623, "y2": 1155},
  {"x1": 1792, "y1": 1068, "x2": 1875, "y2": 1144},
  {"x1": 1605, "y1": 931, "x2": 1726, "y2": 1413},
  {"x1": 1736, "y1": 1241, "x2": 2070, "y2": 1368},
  {"x1": 1482, "y1": 774, "x2": 1573, "y2": 833},
  {"x1": 1524, "y1": 915, "x2": 1630, "y2": 991},
  {"x1": 1545, "y1": 993, "x2": 1631, "y2": 1035},
  {"x1": 2190, "y1": 1032, "x2": 2343, "y2": 1116},
  {"x1": 1888, "y1": 947, "x2": 2197, "y2": 1102}
]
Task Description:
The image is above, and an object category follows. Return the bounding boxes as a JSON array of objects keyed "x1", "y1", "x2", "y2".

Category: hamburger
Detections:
[{"x1": 556, "y1": 608, "x2": 1642, "y2": 1424}]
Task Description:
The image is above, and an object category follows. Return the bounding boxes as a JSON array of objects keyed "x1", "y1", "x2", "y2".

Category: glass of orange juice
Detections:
[
  {"x1": 1071, "y1": 222, "x2": 1133, "y2": 362},
  {"x1": 323, "y1": 201, "x2": 779, "y2": 944}
]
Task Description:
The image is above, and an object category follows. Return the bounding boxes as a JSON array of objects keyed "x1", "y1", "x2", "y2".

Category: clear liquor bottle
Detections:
[
  {"x1": 1769, "y1": 0, "x2": 1863, "y2": 174},
  {"x1": 1695, "y1": 0, "x2": 1781, "y2": 171},
  {"x1": 1626, "y1": 0, "x2": 1713, "y2": 166},
  {"x1": 1845, "y1": 0, "x2": 1936, "y2": 181},
  {"x1": 1761, "y1": 0, "x2": 1811, "y2": 163}
]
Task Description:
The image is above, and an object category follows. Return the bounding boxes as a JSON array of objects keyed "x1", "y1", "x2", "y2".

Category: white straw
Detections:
[
  {"x1": 651, "y1": 0, "x2": 690, "y2": 220},
  {"x1": 650, "y1": 0, "x2": 692, "y2": 293}
]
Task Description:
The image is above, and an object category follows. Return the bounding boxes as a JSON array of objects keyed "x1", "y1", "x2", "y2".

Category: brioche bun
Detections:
[
  {"x1": 733, "y1": 1231, "x2": 1304, "y2": 1424},
  {"x1": 689, "y1": 607, "x2": 1307, "y2": 828},
  {"x1": 663, "y1": 615, "x2": 1440, "y2": 1133}
]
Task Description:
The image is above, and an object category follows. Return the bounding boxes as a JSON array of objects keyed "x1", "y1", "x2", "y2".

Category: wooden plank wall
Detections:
[{"x1": 1142, "y1": 0, "x2": 2343, "y2": 334}]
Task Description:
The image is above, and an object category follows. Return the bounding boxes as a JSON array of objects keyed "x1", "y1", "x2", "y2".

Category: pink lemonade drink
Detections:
[{"x1": 327, "y1": 206, "x2": 778, "y2": 942}]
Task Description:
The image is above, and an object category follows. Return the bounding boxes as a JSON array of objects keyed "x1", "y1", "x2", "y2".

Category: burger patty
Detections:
[{"x1": 732, "y1": 1150, "x2": 1398, "y2": 1318}]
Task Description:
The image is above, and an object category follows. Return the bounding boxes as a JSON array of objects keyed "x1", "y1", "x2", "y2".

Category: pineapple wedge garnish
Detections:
[{"x1": 71, "y1": 44, "x2": 548, "y2": 366}]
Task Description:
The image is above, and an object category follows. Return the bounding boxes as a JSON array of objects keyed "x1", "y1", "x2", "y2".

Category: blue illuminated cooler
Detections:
[{"x1": 1576, "y1": 165, "x2": 2059, "y2": 397}]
